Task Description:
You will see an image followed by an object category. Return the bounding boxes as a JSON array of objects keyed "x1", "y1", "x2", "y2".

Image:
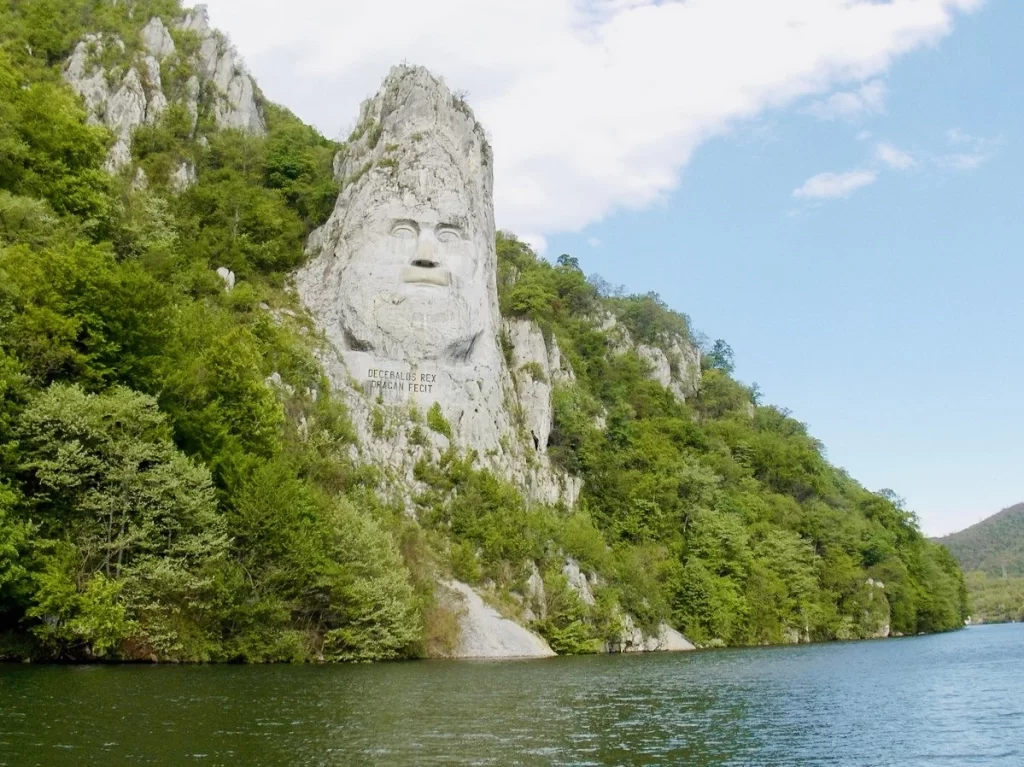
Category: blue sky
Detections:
[
  {"x1": 546, "y1": 1, "x2": 1022, "y2": 535},
  {"x1": 206, "y1": 0, "x2": 1014, "y2": 535}
]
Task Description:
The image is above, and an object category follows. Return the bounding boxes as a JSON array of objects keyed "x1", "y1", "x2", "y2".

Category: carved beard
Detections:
[{"x1": 338, "y1": 276, "x2": 485, "y2": 363}]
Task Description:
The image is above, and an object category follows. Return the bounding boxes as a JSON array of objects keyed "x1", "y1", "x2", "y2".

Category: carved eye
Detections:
[
  {"x1": 437, "y1": 227, "x2": 462, "y2": 244},
  {"x1": 391, "y1": 222, "x2": 417, "y2": 239}
]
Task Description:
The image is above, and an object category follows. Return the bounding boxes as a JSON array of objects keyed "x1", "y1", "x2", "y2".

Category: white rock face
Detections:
[
  {"x1": 297, "y1": 65, "x2": 572, "y2": 506},
  {"x1": 216, "y1": 267, "x2": 235, "y2": 291},
  {"x1": 562, "y1": 558, "x2": 596, "y2": 606},
  {"x1": 865, "y1": 578, "x2": 891, "y2": 638},
  {"x1": 506, "y1": 319, "x2": 554, "y2": 452},
  {"x1": 598, "y1": 313, "x2": 701, "y2": 403},
  {"x1": 439, "y1": 581, "x2": 555, "y2": 659},
  {"x1": 64, "y1": 8, "x2": 265, "y2": 175},
  {"x1": 170, "y1": 161, "x2": 197, "y2": 192},
  {"x1": 64, "y1": 36, "x2": 111, "y2": 122},
  {"x1": 103, "y1": 68, "x2": 148, "y2": 171},
  {"x1": 64, "y1": 36, "x2": 148, "y2": 171},
  {"x1": 178, "y1": 5, "x2": 266, "y2": 135},
  {"x1": 669, "y1": 339, "x2": 702, "y2": 400},
  {"x1": 525, "y1": 563, "x2": 547, "y2": 621},
  {"x1": 608, "y1": 615, "x2": 696, "y2": 653},
  {"x1": 184, "y1": 76, "x2": 201, "y2": 133},
  {"x1": 638, "y1": 344, "x2": 672, "y2": 388},
  {"x1": 142, "y1": 56, "x2": 168, "y2": 124},
  {"x1": 141, "y1": 17, "x2": 175, "y2": 60},
  {"x1": 648, "y1": 624, "x2": 696, "y2": 652}
]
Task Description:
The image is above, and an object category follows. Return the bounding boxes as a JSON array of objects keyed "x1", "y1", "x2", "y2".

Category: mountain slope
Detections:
[
  {"x1": 0, "y1": 0, "x2": 968, "y2": 662},
  {"x1": 939, "y1": 503, "x2": 1024, "y2": 577}
]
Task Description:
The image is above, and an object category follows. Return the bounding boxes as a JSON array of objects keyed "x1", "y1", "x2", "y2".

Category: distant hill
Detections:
[{"x1": 939, "y1": 503, "x2": 1024, "y2": 577}]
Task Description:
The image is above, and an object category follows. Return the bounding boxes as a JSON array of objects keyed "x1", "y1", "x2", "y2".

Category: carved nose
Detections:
[{"x1": 414, "y1": 238, "x2": 439, "y2": 268}]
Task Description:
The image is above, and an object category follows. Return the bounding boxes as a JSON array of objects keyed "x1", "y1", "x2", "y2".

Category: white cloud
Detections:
[
  {"x1": 201, "y1": 0, "x2": 983, "y2": 238},
  {"x1": 803, "y1": 80, "x2": 889, "y2": 122},
  {"x1": 856, "y1": 130, "x2": 874, "y2": 142},
  {"x1": 939, "y1": 129, "x2": 1000, "y2": 170},
  {"x1": 875, "y1": 142, "x2": 915, "y2": 170},
  {"x1": 793, "y1": 170, "x2": 878, "y2": 200},
  {"x1": 520, "y1": 234, "x2": 549, "y2": 255},
  {"x1": 587, "y1": 237, "x2": 602, "y2": 248},
  {"x1": 946, "y1": 128, "x2": 972, "y2": 144},
  {"x1": 942, "y1": 153, "x2": 986, "y2": 170}
]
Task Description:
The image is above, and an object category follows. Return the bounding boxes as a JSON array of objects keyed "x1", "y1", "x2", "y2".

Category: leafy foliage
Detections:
[
  {"x1": 0, "y1": 1, "x2": 414, "y2": 662},
  {"x1": 492, "y1": 233, "x2": 967, "y2": 644},
  {"x1": 964, "y1": 571, "x2": 1024, "y2": 624}
]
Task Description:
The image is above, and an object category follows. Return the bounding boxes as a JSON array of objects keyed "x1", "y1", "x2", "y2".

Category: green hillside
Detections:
[
  {"x1": 0, "y1": 0, "x2": 966, "y2": 662},
  {"x1": 938, "y1": 503, "x2": 1024, "y2": 577},
  {"x1": 938, "y1": 504, "x2": 1024, "y2": 624}
]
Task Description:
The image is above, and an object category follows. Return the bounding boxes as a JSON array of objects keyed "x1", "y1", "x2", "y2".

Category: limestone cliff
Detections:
[
  {"x1": 297, "y1": 66, "x2": 575, "y2": 508},
  {"x1": 63, "y1": 5, "x2": 264, "y2": 175}
]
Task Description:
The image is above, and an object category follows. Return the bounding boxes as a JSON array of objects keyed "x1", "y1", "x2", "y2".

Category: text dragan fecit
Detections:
[{"x1": 366, "y1": 368, "x2": 436, "y2": 393}]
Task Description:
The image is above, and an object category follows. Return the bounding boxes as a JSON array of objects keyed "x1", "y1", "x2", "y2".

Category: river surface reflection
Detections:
[{"x1": 1, "y1": 623, "x2": 1021, "y2": 765}]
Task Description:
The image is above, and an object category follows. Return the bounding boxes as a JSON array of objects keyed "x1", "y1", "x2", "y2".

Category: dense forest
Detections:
[
  {"x1": 939, "y1": 504, "x2": 1024, "y2": 623},
  {"x1": 939, "y1": 503, "x2": 1024, "y2": 577},
  {"x1": 962, "y1": 572, "x2": 1024, "y2": 624},
  {"x1": 0, "y1": 0, "x2": 967, "y2": 662}
]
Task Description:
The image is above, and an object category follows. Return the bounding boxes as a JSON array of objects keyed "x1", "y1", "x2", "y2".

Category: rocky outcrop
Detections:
[
  {"x1": 608, "y1": 616, "x2": 696, "y2": 653},
  {"x1": 170, "y1": 161, "x2": 197, "y2": 192},
  {"x1": 215, "y1": 267, "x2": 236, "y2": 291},
  {"x1": 865, "y1": 578, "x2": 891, "y2": 638},
  {"x1": 63, "y1": 9, "x2": 266, "y2": 175},
  {"x1": 599, "y1": 314, "x2": 701, "y2": 403},
  {"x1": 141, "y1": 16, "x2": 176, "y2": 60},
  {"x1": 65, "y1": 36, "x2": 144, "y2": 171},
  {"x1": 524, "y1": 563, "x2": 547, "y2": 621},
  {"x1": 668, "y1": 338, "x2": 702, "y2": 400},
  {"x1": 63, "y1": 20, "x2": 175, "y2": 171},
  {"x1": 504, "y1": 319, "x2": 574, "y2": 454},
  {"x1": 636, "y1": 340, "x2": 701, "y2": 401},
  {"x1": 437, "y1": 581, "x2": 555, "y2": 659},
  {"x1": 637, "y1": 343, "x2": 673, "y2": 388},
  {"x1": 560, "y1": 558, "x2": 695, "y2": 653},
  {"x1": 297, "y1": 65, "x2": 573, "y2": 506},
  {"x1": 562, "y1": 558, "x2": 596, "y2": 606},
  {"x1": 180, "y1": 5, "x2": 266, "y2": 135}
]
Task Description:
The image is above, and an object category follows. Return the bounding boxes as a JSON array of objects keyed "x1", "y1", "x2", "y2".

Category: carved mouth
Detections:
[{"x1": 402, "y1": 263, "x2": 451, "y2": 286}]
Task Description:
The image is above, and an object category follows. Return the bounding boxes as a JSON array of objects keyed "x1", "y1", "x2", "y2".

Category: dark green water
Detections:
[{"x1": 1, "y1": 624, "x2": 1021, "y2": 766}]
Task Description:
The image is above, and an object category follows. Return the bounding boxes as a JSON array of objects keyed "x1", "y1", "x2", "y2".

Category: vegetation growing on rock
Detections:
[{"x1": 0, "y1": 0, "x2": 967, "y2": 661}]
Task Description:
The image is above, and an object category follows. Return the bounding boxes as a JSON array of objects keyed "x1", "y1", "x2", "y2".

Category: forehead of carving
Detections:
[
  {"x1": 334, "y1": 65, "x2": 495, "y2": 245},
  {"x1": 353, "y1": 201, "x2": 471, "y2": 230}
]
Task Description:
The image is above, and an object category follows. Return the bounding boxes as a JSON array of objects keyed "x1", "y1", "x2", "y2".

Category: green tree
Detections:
[{"x1": 15, "y1": 384, "x2": 227, "y2": 659}]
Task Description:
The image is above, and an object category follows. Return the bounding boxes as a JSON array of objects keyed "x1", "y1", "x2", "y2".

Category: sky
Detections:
[{"x1": 199, "y1": 0, "x2": 1021, "y2": 536}]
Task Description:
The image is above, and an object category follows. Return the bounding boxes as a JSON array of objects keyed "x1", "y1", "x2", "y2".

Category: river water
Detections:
[{"x1": 1, "y1": 623, "x2": 1021, "y2": 766}]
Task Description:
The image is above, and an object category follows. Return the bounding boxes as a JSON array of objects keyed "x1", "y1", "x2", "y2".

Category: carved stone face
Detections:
[{"x1": 335, "y1": 193, "x2": 490, "y2": 363}]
